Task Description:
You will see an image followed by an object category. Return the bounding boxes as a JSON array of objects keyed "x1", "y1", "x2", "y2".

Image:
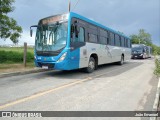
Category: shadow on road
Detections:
[
  {"x1": 140, "y1": 75, "x2": 159, "y2": 120},
  {"x1": 44, "y1": 61, "x2": 143, "y2": 79}
]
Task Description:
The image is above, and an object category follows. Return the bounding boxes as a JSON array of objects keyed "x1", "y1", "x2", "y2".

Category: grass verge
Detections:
[
  {"x1": 0, "y1": 47, "x2": 34, "y2": 63},
  {"x1": 0, "y1": 47, "x2": 35, "y2": 73},
  {"x1": 0, "y1": 62, "x2": 35, "y2": 73},
  {"x1": 154, "y1": 57, "x2": 160, "y2": 77}
]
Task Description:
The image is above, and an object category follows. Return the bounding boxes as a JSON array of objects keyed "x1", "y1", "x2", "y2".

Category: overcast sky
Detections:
[{"x1": 2, "y1": 0, "x2": 160, "y2": 46}]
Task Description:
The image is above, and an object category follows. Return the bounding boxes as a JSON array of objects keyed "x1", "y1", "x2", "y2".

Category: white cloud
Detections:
[
  {"x1": 0, "y1": 30, "x2": 35, "y2": 45},
  {"x1": 2, "y1": 0, "x2": 160, "y2": 46},
  {"x1": 18, "y1": 30, "x2": 35, "y2": 45}
]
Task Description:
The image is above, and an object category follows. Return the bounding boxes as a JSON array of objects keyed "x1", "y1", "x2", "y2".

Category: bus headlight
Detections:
[
  {"x1": 140, "y1": 54, "x2": 143, "y2": 56},
  {"x1": 58, "y1": 52, "x2": 67, "y2": 62}
]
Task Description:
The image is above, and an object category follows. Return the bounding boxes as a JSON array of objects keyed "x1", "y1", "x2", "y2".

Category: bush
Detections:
[
  {"x1": 0, "y1": 50, "x2": 34, "y2": 63},
  {"x1": 154, "y1": 58, "x2": 160, "y2": 77}
]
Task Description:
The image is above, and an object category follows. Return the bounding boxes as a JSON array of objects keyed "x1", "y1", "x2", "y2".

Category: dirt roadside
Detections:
[{"x1": 0, "y1": 63, "x2": 35, "y2": 74}]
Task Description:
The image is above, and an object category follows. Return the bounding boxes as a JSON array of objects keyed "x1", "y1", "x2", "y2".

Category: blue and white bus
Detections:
[
  {"x1": 131, "y1": 44, "x2": 152, "y2": 59},
  {"x1": 30, "y1": 12, "x2": 131, "y2": 73}
]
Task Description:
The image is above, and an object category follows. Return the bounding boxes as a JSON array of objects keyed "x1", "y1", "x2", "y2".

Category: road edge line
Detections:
[{"x1": 150, "y1": 77, "x2": 160, "y2": 120}]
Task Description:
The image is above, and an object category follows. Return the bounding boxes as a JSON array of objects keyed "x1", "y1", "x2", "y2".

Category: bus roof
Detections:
[
  {"x1": 132, "y1": 44, "x2": 147, "y2": 48},
  {"x1": 69, "y1": 12, "x2": 130, "y2": 40},
  {"x1": 39, "y1": 12, "x2": 130, "y2": 40}
]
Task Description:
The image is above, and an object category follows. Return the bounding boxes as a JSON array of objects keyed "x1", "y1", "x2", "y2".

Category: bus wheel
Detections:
[
  {"x1": 118, "y1": 55, "x2": 124, "y2": 65},
  {"x1": 142, "y1": 55, "x2": 145, "y2": 59},
  {"x1": 85, "y1": 57, "x2": 95, "y2": 73}
]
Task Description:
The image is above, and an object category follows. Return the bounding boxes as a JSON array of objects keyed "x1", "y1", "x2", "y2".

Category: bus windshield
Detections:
[
  {"x1": 132, "y1": 47, "x2": 143, "y2": 53},
  {"x1": 35, "y1": 22, "x2": 68, "y2": 51}
]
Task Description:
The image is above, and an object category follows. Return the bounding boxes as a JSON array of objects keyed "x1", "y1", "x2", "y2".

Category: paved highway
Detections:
[{"x1": 0, "y1": 59, "x2": 158, "y2": 120}]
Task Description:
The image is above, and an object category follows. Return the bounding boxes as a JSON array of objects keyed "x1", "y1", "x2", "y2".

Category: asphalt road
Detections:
[{"x1": 0, "y1": 58, "x2": 158, "y2": 120}]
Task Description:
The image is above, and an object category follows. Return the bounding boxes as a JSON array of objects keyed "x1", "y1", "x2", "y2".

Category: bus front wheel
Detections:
[{"x1": 85, "y1": 57, "x2": 95, "y2": 73}]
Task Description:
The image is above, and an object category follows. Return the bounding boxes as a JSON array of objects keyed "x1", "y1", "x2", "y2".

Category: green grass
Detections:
[
  {"x1": 0, "y1": 47, "x2": 34, "y2": 53},
  {"x1": 0, "y1": 47, "x2": 35, "y2": 71},
  {"x1": 0, "y1": 47, "x2": 34, "y2": 64},
  {"x1": 154, "y1": 57, "x2": 160, "y2": 77}
]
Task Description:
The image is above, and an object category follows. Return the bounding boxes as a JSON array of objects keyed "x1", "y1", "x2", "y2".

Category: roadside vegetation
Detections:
[
  {"x1": 154, "y1": 58, "x2": 160, "y2": 77},
  {"x1": 130, "y1": 29, "x2": 160, "y2": 77},
  {"x1": 153, "y1": 48, "x2": 160, "y2": 77},
  {"x1": 0, "y1": 47, "x2": 34, "y2": 63},
  {"x1": 0, "y1": 47, "x2": 34, "y2": 70}
]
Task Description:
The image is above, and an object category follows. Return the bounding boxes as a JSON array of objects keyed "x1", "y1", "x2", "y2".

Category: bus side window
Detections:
[
  {"x1": 88, "y1": 33, "x2": 98, "y2": 43},
  {"x1": 128, "y1": 39, "x2": 131, "y2": 48},
  {"x1": 107, "y1": 32, "x2": 111, "y2": 45},
  {"x1": 130, "y1": 40, "x2": 132, "y2": 48},
  {"x1": 107, "y1": 37, "x2": 109, "y2": 45},
  {"x1": 72, "y1": 26, "x2": 85, "y2": 43},
  {"x1": 124, "y1": 38, "x2": 127, "y2": 47},
  {"x1": 119, "y1": 36, "x2": 121, "y2": 47},
  {"x1": 115, "y1": 34, "x2": 120, "y2": 46},
  {"x1": 99, "y1": 28, "x2": 107, "y2": 45},
  {"x1": 110, "y1": 32, "x2": 115, "y2": 46},
  {"x1": 126, "y1": 39, "x2": 129, "y2": 48},
  {"x1": 78, "y1": 27, "x2": 85, "y2": 42},
  {"x1": 121, "y1": 37, "x2": 125, "y2": 47}
]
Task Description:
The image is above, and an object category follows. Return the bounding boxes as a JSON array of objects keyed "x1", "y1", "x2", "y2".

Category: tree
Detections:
[
  {"x1": 0, "y1": 0, "x2": 22, "y2": 44},
  {"x1": 152, "y1": 44, "x2": 160, "y2": 55},
  {"x1": 130, "y1": 29, "x2": 152, "y2": 46},
  {"x1": 130, "y1": 29, "x2": 160, "y2": 55}
]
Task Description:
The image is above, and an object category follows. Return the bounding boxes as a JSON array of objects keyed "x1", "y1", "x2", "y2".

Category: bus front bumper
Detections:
[
  {"x1": 35, "y1": 60, "x2": 72, "y2": 70},
  {"x1": 131, "y1": 54, "x2": 144, "y2": 59}
]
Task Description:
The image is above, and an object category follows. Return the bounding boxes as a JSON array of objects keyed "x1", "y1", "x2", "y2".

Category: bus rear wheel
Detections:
[
  {"x1": 118, "y1": 55, "x2": 124, "y2": 65},
  {"x1": 85, "y1": 57, "x2": 95, "y2": 73}
]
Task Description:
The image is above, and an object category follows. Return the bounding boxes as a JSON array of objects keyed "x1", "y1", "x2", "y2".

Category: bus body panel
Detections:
[
  {"x1": 68, "y1": 48, "x2": 80, "y2": 70},
  {"x1": 79, "y1": 46, "x2": 88, "y2": 68}
]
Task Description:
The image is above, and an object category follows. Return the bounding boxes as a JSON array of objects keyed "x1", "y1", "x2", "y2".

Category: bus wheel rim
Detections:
[{"x1": 89, "y1": 61, "x2": 95, "y2": 70}]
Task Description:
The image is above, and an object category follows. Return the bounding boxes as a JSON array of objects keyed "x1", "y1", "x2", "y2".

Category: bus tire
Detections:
[
  {"x1": 85, "y1": 57, "x2": 95, "y2": 73},
  {"x1": 118, "y1": 55, "x2": 124, "y2": 65}
]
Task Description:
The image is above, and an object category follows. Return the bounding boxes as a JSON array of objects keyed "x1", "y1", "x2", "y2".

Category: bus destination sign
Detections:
[{"x1": 41, "y1": 14, "x2": 68, "y2": 24}]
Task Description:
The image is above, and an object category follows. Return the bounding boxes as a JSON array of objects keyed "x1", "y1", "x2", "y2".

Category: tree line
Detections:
[
  {"x1": 0, "y1": 0, "x2": 160, "y2": 55},
  {"x1": 130, "y1": 29, "x2": 160, "y2": 55}
]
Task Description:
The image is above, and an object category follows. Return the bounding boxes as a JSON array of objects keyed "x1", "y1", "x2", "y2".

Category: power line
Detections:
[
  {"x1": 71, "y1": 0, "x2": 80, "y2": 11},
  {"x1": 68, "y1": 0, "x2": 71, "y2": 12}
]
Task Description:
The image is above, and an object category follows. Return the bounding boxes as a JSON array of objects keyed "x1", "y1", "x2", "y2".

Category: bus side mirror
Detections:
[
  {"x1": 30, "y1": 29, "x2": 33, "y2": 37},
  {"x1": 30, "y1": 25, "x2": 38, "y2": 37}
]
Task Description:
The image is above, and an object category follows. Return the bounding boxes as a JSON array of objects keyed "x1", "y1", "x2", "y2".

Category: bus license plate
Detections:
[
  {"x1": 135, "y1": 56, "x2": 137, "y2": 57},
  {"x1": 42, "y1": 66, "x2": 48, "y2": 69}
]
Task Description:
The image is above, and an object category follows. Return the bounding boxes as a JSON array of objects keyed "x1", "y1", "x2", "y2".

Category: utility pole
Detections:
[
  {"x1": 23, "y1": 42, "x2": 27, "y2": 67},
  {"x1": 68, "y1": 0, "x2": 71, "y2": 12}
]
